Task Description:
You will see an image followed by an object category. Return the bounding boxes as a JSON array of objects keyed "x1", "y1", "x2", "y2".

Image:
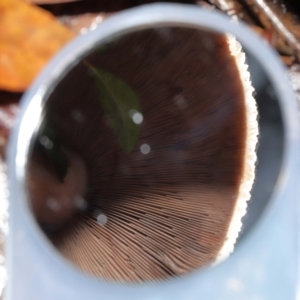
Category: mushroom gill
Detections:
[{"x1": 26, "y1": 27, "x2": 258, "y2": 282}]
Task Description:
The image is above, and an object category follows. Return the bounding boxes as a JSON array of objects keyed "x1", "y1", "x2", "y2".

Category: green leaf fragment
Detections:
[{"x1": 88, "y1": 64, "x2": 142, "y2": 153}]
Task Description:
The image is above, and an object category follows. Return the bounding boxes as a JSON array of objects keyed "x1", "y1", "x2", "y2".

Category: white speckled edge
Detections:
[{"x1": 216, "y1": 35, "x2": 259, "y2": 263}]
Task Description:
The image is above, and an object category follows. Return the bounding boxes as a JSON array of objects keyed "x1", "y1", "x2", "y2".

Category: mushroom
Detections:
[{"x1": 26, "y1": 27, "x2": 258, "y2": 282}]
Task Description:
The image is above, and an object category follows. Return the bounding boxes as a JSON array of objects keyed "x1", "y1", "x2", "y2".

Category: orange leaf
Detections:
[{"x1": 0, "y1": 0, "x2": 75, "y2": 92}]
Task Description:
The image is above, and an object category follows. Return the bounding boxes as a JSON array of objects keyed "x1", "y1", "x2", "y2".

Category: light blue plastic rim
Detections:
[{"x1": 7, "y1": 2, "x2": 300, "y2": 296}]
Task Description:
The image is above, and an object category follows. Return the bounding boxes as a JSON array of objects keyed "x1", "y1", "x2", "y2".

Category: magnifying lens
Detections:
[{"x1": 7, "y1": 3, "x2": 300, "y2": 300}]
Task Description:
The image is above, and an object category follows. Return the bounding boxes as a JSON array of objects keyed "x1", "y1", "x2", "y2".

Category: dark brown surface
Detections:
[
  {"x1": 39, "y1": 0, "x2": 196, "y2": 16},
  {"x1": 28, "y1": 27, "x2": 248, "y2": 282}
]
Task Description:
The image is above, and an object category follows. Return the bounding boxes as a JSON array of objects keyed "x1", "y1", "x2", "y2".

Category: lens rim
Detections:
[{"x1": 7, "y1": 3, "x2": 300, "y2": 300}]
